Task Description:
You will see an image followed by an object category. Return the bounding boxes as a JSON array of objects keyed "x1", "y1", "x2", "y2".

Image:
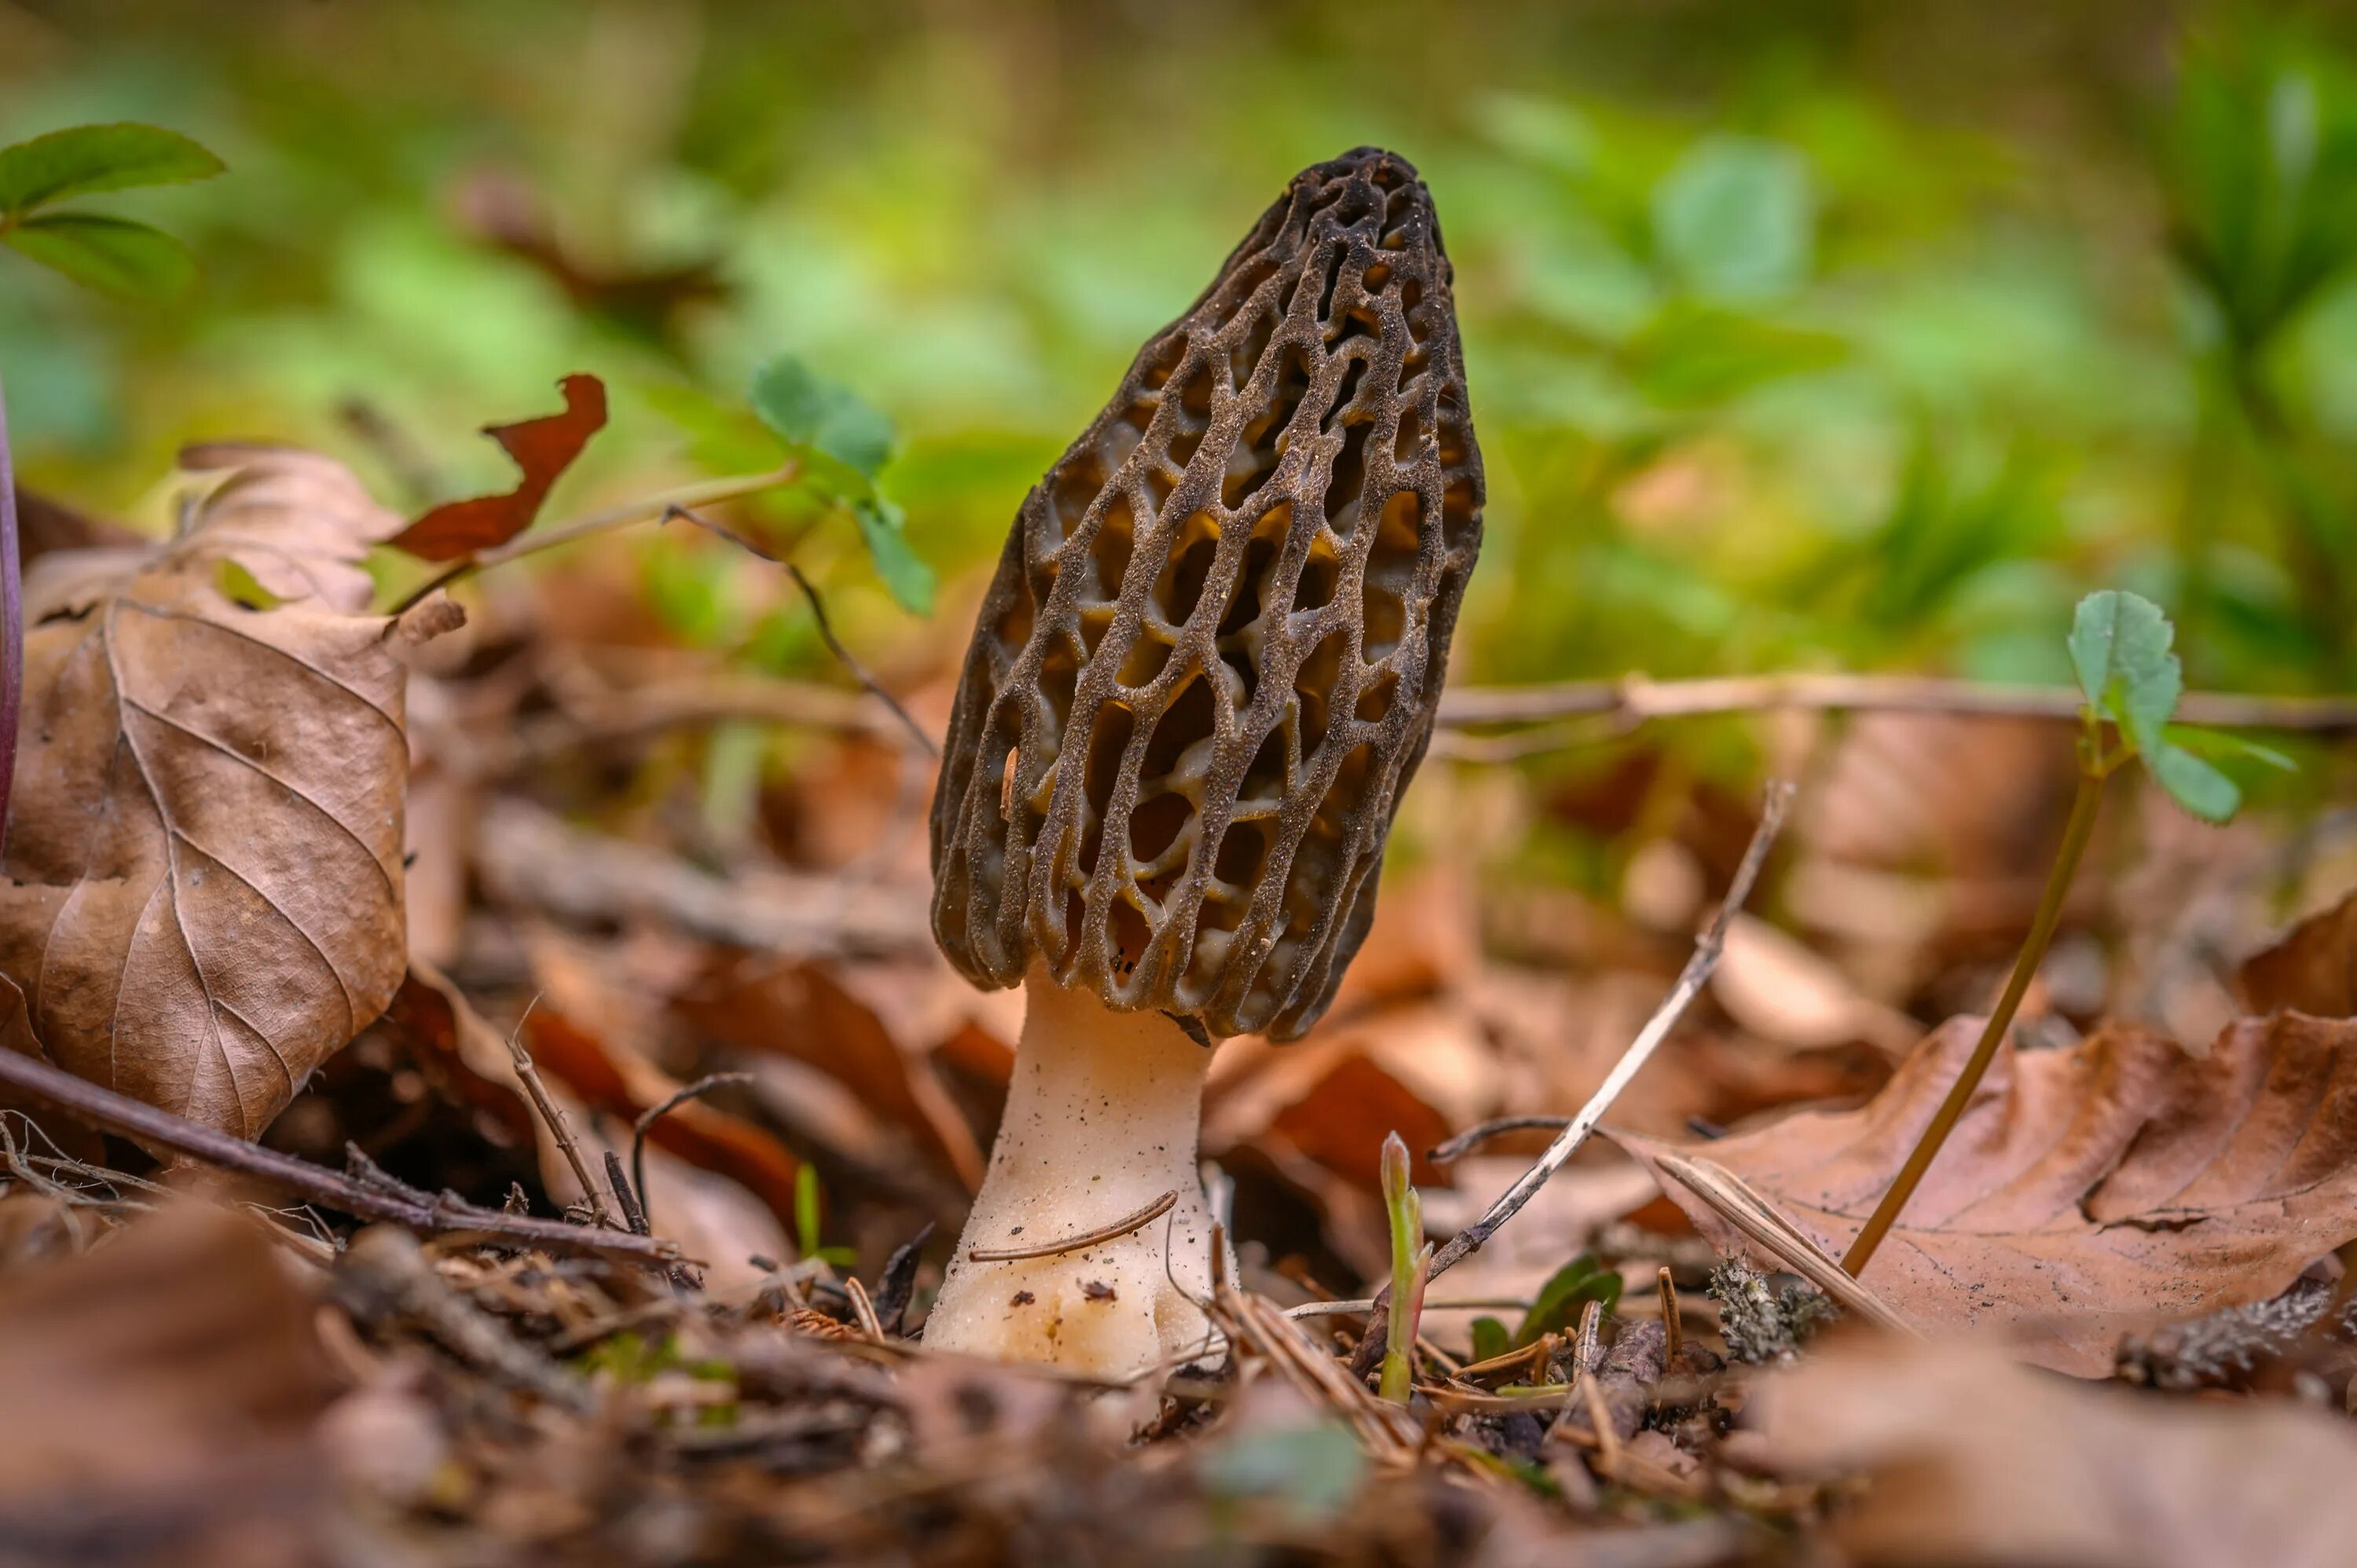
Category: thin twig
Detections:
[
  {"x1": 1428, "y1": 780, "x2": 1793, "y2": 1287},
  {"x1": 0, "y1": 1046, "x2": 679, "y2": 1262},
  {"x1": 966, "y1": 1189, "x2": 1178, "y2": 1262},
  {"x1": 504, "y1": 675, "x2": 901, "y2": 767},
  {"x1": 502, "y1": 999, "x2": 614, "y2": 1229},
  {"x1": 660, "y1": 503, "x2": 938, "y2": 760},
  {"x1": 1658, "y1": 1266, "x2": 1682, "y2": 1363},
  {"x1": 631, "y1": 1071, "x2": 756, "y2": 1235},
  {"x1": 1350, "y1": 782, "x2": 1793, "y2": 1378},
  {"x1": 386, "y1": 462, "x2": 800, "y2": 616},
  {"x1": 604, "y1": 1150, "x2": 651, "y2": 1236},
  {"x1": 1428, "y1": 1116, "x2": 1573, "y2": 1163},
  {"x1": 1436, "y1": 671, "x2": 2357, "y2": 739},
  {"x1": 783, "y1": 561, "x2": 939, "y2": 759}
]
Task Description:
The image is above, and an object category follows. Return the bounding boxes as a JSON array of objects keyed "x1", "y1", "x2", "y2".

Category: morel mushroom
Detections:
[{"x1": 926, "y1": 148, "x2": 1484, "y2": 1373}]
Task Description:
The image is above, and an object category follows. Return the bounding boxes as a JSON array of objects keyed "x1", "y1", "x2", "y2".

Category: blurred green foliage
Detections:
[{"x1": 5, "y1": 1, "x2": 2354, "y2": 778}]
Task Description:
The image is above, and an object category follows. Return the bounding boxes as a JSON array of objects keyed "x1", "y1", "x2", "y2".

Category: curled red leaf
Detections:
[{"x1": 387, "y1": 372, "x2": 607, "y2": 561}]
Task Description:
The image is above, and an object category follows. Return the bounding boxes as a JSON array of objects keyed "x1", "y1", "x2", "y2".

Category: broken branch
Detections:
[
  {"x1": 0, "y1": 1045, "x2": 680, "y2": 1263},
  {"x1": 1434, "y1": 671, "x2": 2357, "y2": 755}
]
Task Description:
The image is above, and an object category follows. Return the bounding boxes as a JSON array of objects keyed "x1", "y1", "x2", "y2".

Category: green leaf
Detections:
[
  {"x1": 0, "y1": 123, "x2": 224, "y2": 214},
  {"x1": 2067, "y1": 589, "x2": 2181, "y2": 753},
  {"x1": 1468, "y1": 1317, "x2": 1513, "y2": 1365},
  {"x1": 2, "y1": 213, "x2": 193, "y2": 298},
  {"x1": 2151, "y1": 742, "x2": 2242, "y2": 824},
  {"x1": 852, "y1": 497, "x2": 936, "y2": 614},
  {"x1": 1651, "y1": 136, "x2": 1814, "y2": 302},
  {"x1": 750, "y1": 354, "x2": 894, "y2": 481},
  {"x1": 1200, "y1": 1420, "x2": 1366, "y2": 1523},
  {"x1": 1514, "y1": 1253, "x2": 1622, "y2": 1349},
  {"x1": 2163, "y1": 724, "x2": 2298, "y2": 773}
]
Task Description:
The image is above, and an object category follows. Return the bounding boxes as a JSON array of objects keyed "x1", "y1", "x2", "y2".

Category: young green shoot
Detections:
[
  {"x1": 1842, "y1": 590, "x2": 2280, "y2": 1277},
  {"x1": 1379, "y1": 1131, "x2": 1435, "y2": 1404}
]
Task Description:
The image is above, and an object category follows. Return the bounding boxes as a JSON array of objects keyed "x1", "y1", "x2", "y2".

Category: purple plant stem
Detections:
[{"x1": 0, "y1": 368, "x2": 19, "y2": 855}]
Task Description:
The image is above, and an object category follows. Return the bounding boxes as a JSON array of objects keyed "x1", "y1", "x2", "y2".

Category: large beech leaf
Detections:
[
  {"x1": 0, "y1": 448, "x2": 441, "y2": 1138},
  {"x1": 1614, "y1": 1009, "x2": 2357, "y2": 1375}
]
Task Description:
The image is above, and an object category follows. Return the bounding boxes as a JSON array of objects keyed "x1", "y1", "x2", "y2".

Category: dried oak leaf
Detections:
[
  {"x1": 1752, "y1": 1335, "x2": 2357, "y2": 1568},
  {"x1": 0, "y1": 448, "x2": 438, "y2": 1138},
  {"x1": 1614, "y1": 1011, "x2": 2357, "y2": 1375},
  {"x1": 386, "y1": 372, "x2": 607, "y2": 560},
  {"x1": 2238, "y1": 890, "x2": 2357, "y2": 1018}
]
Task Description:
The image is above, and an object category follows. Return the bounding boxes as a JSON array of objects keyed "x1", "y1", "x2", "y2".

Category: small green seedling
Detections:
[
  {"x1": 1845, "y1": 589, "x2": 2287, "y2": 1274},
  {"x1": 795, "y1": 1163, "x2": 857, "y2": 1269},
  {"x1": 1377, "y1": 1130, "x2": 1434, "y2": 1404},
  {"x1": 0, "y1": 123, "x2": 223, "y2": 299}
]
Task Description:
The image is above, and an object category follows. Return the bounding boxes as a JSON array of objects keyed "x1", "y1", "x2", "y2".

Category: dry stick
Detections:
[
  {"x1": 508, "y1": 676, "x2": 900, "y2": 766},
  {"x1": 385, "y1": 461, "x2": 801, "y2": 617},
  {"x1": 631, "y1": 1071, "x2": 756, "y2": 1236},
  {"x1": 1430, "y1": 780, "x2": 1791, "y2": 1287},
  {"x1": 783, "y1": 561, "x2": 939, "y2": 760},
  {"x1": 500, "y1": 1001, "x2": 615, "y2": 1229},
  {"x1": 603, "y1": 1150, "x2": 651, "y2": 1237},
  {"x1": 966, "y1": 1189, "x2": 1178, "y2": 1262},
  {"x1": 1349, "y1": 782, "x2": 1793, "y2": 1378},
  {"x1": 658, "y1": 501, "x2": 940, "y2": 762},
  {"x1": 1657, "y1": 1266, "x2": 1682, "y2": 1363},
  {"x1": 1842, "y1": 763, "x2": 2108, "y2": 1277},
  {"x1": 1428, "y1": 1116, "x2": 1573, "y2": 1163},
  {"x1": 500, "y1": 667, "x2": 2357, "y2": 772},
  {"x1": 0, "y1": 1046, "x2": 679, "y2": 1262},
  {"x1": 1437, "y1": 670, "x2": 2357, "y2": 735}
]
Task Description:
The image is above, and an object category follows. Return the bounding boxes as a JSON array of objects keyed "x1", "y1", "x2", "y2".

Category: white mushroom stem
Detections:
[{"x1": 921, "y1": 968, "x2": 1226, "y2": 1376}]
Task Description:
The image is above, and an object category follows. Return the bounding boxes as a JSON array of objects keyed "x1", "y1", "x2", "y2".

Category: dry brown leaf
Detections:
[
  {"x1": 2240, "y1": 890, "x2": 2357, "y2": 1018},
  {"x1": 676, "y1": 955, "x2": 986, "y2": 1192},
  {"x1": 0, "y1": 448, "x2": 441, "y2": 1138},
  {"x1": 0, "y1": 1203, "x2": 332, "y2": 1559},
  {"x1": 0, "y1": 973, "x2": 105, "y2": 1166},
  {"x1": 377, "y1": 963, "x2": 540, "y2": 1151},
  {"x1": 1615, "y1": 1011, "x2": 2357, "y2": 1374},
  {"x1": 1752, "y1": 1334, "x2": 2357, "y2": 1566}
]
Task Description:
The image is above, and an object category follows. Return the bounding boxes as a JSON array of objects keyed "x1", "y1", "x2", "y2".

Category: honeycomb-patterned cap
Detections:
[{"x1": 930, "y1": 148, "x2": 1483, "y2": 1041}]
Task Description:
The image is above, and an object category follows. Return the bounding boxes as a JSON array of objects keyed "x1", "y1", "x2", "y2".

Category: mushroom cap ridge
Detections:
[{"x1": 930, "y1": 147, "x2": 1485, "y2": 1041}]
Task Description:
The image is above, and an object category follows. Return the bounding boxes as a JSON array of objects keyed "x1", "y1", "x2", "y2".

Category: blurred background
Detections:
[{"x1": 5, "y1": 1, "x2": 2355, "y2": 1288}]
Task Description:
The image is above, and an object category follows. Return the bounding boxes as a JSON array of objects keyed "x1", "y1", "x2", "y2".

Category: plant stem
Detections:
[
  {"x1": 385, "y1": 461, "x2": 799, "y2": 617},
  {"x1": 0, "y1": 367, "x2": 19, "y2": 855},
  {"x1": 1842, "y1": 763, "x2": 2108, "y2": 1277}
]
